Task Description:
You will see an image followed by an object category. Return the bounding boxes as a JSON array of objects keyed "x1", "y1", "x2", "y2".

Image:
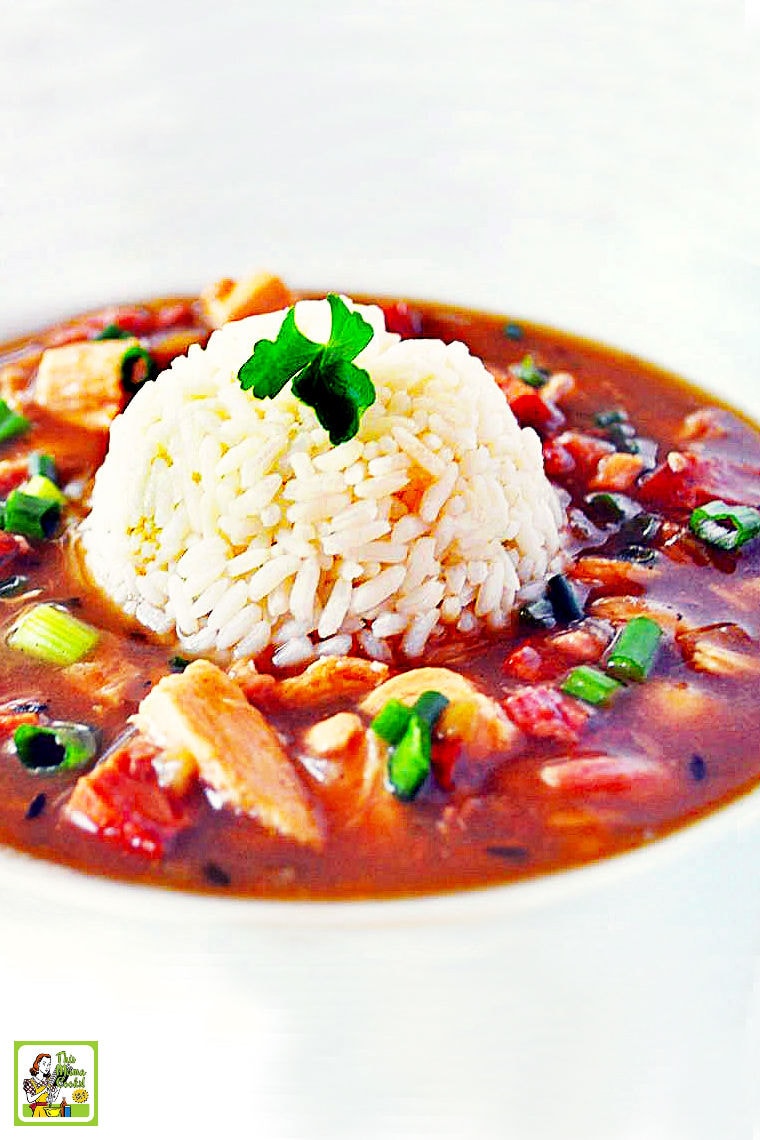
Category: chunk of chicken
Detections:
[
  {"x1": 303, "y1": 712, "x2": 364, "y2": 757},
  {"x1": 200, "y1": 272, "x2": 293, "y2": 329},
  {"x1": 229, "y1": 655, "x2": 389, "y2": 710},
  {"x1": 33, "y1": 339, "x2": 137, "y2": 430},
  {"x1": 588, "y1": 595, "x2": 685, "y2": 635},
  {"x1": 360, "y1": 666, "x2": 522, "y2": 759},
  {"x1": 134, "y1": 659, "x2": 322, "y2": 847}
]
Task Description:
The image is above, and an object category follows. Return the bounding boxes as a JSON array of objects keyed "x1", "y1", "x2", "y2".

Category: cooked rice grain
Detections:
[{"x1": 81, "y1": 298, "x2": 563, "y2": 660}]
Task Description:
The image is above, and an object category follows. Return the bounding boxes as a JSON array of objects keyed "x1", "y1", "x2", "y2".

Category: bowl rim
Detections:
[{"x1": 2, "y1": 292, "x2": 760, "y2": 930}]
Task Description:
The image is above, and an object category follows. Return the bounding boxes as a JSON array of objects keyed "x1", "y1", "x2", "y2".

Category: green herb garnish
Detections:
[
  {"x1": 94, "y1": 323, "x2": 131, "y2": 340},
  {"x1": 512, "y1": 354, "x2": 549, "y2": 389},
  {"x1": 8, "y1": 603, "x2": 99, "y2": 665},
  {"x1": 689, "y1": 500, "x2": 760, "y2": 552},
  {"x1": 606, "y1": 616, "x2": 662, "y2": 683},
  {"x1": 14, "y1": 721, "x2": 99, "y2": 772},
  {"x1": 561, "y1": 665, "x2": 622, "y2": 706},
  {"x1": 0, "y1": 399, "x2": 30, "y2": 444},
  {"x1": 371, "y1": 689, "x2": 449, "y2": 801},
  {"x1": 237, "y1": 294, "x2": 376, "y2": 445}
]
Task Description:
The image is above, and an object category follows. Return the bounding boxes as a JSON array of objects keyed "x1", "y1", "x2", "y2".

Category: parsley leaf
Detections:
[{"x1": 237, "y1": 294, "x2": 376, "y2": 445}]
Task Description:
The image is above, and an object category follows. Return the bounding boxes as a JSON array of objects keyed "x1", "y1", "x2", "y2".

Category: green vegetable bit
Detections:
[
  {"x1": 2, "y1": 490, "x2": 61, "y2": 540},
  {"x1": 237, "y1": 294, "x2": 376, "y2": 445},
  {"x1": 387, "y1": 712, "x2": 432, "y2": 801},
  {"x1": 512, "y1": 354, "x2": 549, "y2": 388},
  {"x1": 21, "y1": 474, "x2": 66, "y2": 505},
  {"x1": 0, "y1": 398, "x2": 30, "y2": 444},
  {"x1": 606, "y1": 616, "x2": 662, "y2": 682},
  {"x1": 28, "y1": 453, "x2": 58, "y2": 484},
  {"x1": 121, "y1": 345, "x2": 158, "y2": 390},
  {"x1": 372, "y1": 690, "x2": 450, "y2": 801},
  {"x1": 561, "y1": 665, "x2": 622, "y2": 706},
  {"x1": 0, "y1": 574, "x2": 29, "y2": 598},
  {"x1": 8, "y1": 603, "x2": 100, "y2": 665},
  {"x1": 94, "y1": 323, "x2": 131, "y2": 340},
  {"x1": 14, "y1": 721, "x2": 99, "y2": 772},
  {"x1": 689, "y1": 500, "x2": 760, "y2": 552}
]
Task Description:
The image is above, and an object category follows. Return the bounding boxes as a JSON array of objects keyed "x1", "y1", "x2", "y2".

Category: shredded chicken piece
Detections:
[
  {"x1": 360, "y1": 666, "x2": 522, "y2": 758},
  {"x1": 303, "y1": 712, "x2": 364, "y2": 757},
  {"x1": 677, "y1": 623, "x2": 760, "y2": 677},
  {"x1": 637, "y1": 679, "x2": 721, "y2": 722},
  {"x1": 200, "y1": 272, "x2": 293, "y2": 328},
  {"x1": 64, "y1": 658, "x2": 134, "y2": 715},
  {"x1": 570, "y1": 556, "x2": 659, "y2": 592},
  {"x1": 33, "y1": 339, "x2": 136, "y2": 430},
  {"x1": 134, "y1": 659, "x2": 322, "y2": 847},
  {"x1": 230, "y1": 655, "x2": 389, "y2": 709},
  {"x1": 589, "y1": 452, "x2": 646, "y2": 492},
  {"x1": 588, "y1": 595, "x2": 685, "y2": 635}
]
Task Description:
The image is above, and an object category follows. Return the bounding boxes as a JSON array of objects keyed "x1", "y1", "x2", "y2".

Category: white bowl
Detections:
[{"x1": 2, "y1": 3, "x2": 759, "y2": 1137}]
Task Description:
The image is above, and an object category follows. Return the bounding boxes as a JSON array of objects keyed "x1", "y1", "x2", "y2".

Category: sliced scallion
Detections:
[
  {"x1": 121, "y1": 345, "x2": 157, "y2": 391},
  {"x1": 606, "y1": 616, "x2": 662, "y2": 682},
  {"x1": 689, "y1": 500, "x2": 760, "y2": 552},
  {"x1": 411, "y1": 690, "x2": 450, "y2": 729},
  {"x1": 371, "y1": 699, "x2": 412, "y2": 746},
  {"x1": 387, "y1": 712, "x2": 431, "y2": 801},
  {"x1": 21, "y1": 474, "x2": 66, "y2": 505},
  {"x1": 94, "y1": 323, "x2": 131, "y2": 341},
  {"x1": 0, "y1": 399, "x2": 30, "y2": 444},
  {"x1": 8, "y1": 603, "x2": 99, "y2": 665},
  {"x1": 28, "y1": 453, "x2": 58, "y2": 484},
  {"x1": 519, "y1": 597, "x2": 556, "y2": 629},
  {"x1": 504, "y1": 322, "x2": 524, "y2": 341},
  {"x1": 512, "y1": 354, "x2": 549, "y2": 389},
  {"x1": 547, "y1": 573, "x2": 584, "y2": 624},
  {"x1": 0, "y1": 574, "x2": 29, "y2": 598},
  {"x1": 14, "y1": 721, "x2": 99, "y2": 772},
  {"x1": 561, "y1": 665, "x2": 622, "y2": 706},
  {"x1": 3, "y1": 490, "x2": 60, "y2": 540},
  {"x1": 594, "y1": 408, "x2": 628, "y2": 427}
]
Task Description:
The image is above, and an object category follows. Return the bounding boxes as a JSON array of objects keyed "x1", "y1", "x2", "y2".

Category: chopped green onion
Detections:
[
  {"x1": 121, "y1": 345, "x2": 158, "y2": 391},
  {"x1": 387, "y1": 712, "x2": 431, "y2": 801},
  {"x1": 547, "y1": 573, "x2": 584, "y2": 624},
  {"x1": 617, "y1": 512, "x2": 661, "y2": 546},
  {"x1": 411, "y1": 690, "x2": 450, "y2": 729},
  {"x1": 561, "y1": 665, "x2": 622, "y2": 706},
  {"x1": 619, "y1": 544, "x2": 657, "y2": 564},
  {"x1": 28, "y1": 453, "x2": 58, "y2": 484},
  {"x1": 94, "y1": 323, "x2": 131, "y2": 340},
  {"x1": 584, "y1": 492, "x2": 634, "y2": 524},
  {"x1": 20, "y1": 474, "x2": 66, "y2": 505},
  {"x1": 0, "y1": 574, "x2": 29, "y2": 598},
  {"x1": 169, "y1": 654, "x2": 191, "y2": 673},
  {"x1": 3, "y1": 490, "x2": 60, "y2": 539},
  {"x1": 8, "y1": 603, "x2": 99, "y2": 665},
  {"x1": 0, "y1": 399, "x2": 30, "y2": 444},
  {"x1": 606, "y1": 616, "x2": 662, "y2": 682},
  {"x1": 504, "y1": 322, "x2": 524, "y2": 341},
  {"x1": 371, "y1": 699, "x2": 412, "y2": 746},
  {"x1": 594, "y1": 408, "x2": 628, "y2": 427},
  {"x1": 14, "y1": 721, "x2": 99, "y2": 772},
  {"x1": 519, "y1": 598, "x2": 556, "y2": 629},
  {"x1": 512, "y1": 354, "x2": 549, "y2": 388},
  {"x1": 689, "y1": 500, "x2": 760, "y2": 552}
]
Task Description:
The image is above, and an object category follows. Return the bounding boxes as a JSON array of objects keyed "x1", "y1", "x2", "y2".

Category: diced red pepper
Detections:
[
  {"x1": 382, "y1": 302, "x2": 424, "y2": 338},
  {"x1": 66, "y1": 736, "x2": 193, "y2": 859},
  {"x1": 508, "y1": 391, "x2": 566, "y2": 436},
  {"x1": 542, "y1": 438, "x2": 576, "y2": 477},
  {"x1": 503, "y1": 685, "x2": 591, "y2": 745},
  {"x1": 0, "y1": 530, "x2": 30, "y2": 570},
  {"x1": 544, "y1": 431, "x2": 615, "y2": 480},
  {"x1": 0, "y1": 458, "x2": 31, "y2": 497},
  {"x1": 153, "y1": 301, "x2": 198, "y2": 330},
  {"x1": 0, "y1": 700, "x2": 44, "y2": 739},
  {"x1": 540, "y1": 753, "x2": 674, "y2": 795}
]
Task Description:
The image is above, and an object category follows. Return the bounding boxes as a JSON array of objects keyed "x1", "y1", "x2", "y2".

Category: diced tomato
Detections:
[
  {"x1": 66, "y1": 736, "x2": 193, "y2": 859},
  {"x1": 542, "y1": 438, "x2": 575, "y2": 477},
  {"x1": 153, "y1": 301, "x2": 198, "y2": 330},
  {"x1": 545, "y1": 431, "x2": 615, "y2": 480},
  {"x1": 503, "y1": 685, "x2": 590, "y2": 745},
  {"x1": 502, "y1": 644, "x2": 546, "y2": 683},
  {"x1": 432, "y1": 738, "x2": 461, "y2": 792},
  {"x1": 508, "y1": 391, "x2": 566, "y2": 435},
  {"x1": 638, "y1": 450, "x2": 760, "y2": 512},
  {"x1": 0, "y1": 530, "x2": 30, "y2": 570},
  {"x1": 540, "y1": 753, "x2": 674, "y2": 796},
  {"x1": 382, "y1": 302, "x2": 424, "y2": 338}
]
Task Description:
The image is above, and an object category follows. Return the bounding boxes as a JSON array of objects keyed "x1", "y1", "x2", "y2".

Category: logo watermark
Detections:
[{"x1": 14, "y1": 1043, "x2": 97, "y2": 1126}]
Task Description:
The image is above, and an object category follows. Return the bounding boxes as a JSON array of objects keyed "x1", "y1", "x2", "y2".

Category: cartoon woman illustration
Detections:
[{"x1": 22, "y1": 1054, "x2": 69, "y2": 1118}]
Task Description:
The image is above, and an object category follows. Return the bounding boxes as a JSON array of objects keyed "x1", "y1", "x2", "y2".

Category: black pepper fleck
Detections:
[
  {"x1": 485, "y1": 844, "x2": 529, "y2": 861},
  {"x1": 203, "y1": 861, "x2": 231, "y2": 887},
  {"x1": 25, "y1": 792, "x2": 47, "y2": 820},
  {"x1": 689, "y1": 754, "x2": 707, "y2": 782}
]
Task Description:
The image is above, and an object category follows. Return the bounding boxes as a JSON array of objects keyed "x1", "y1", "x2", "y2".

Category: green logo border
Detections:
[{"x1": 13, "y1": 1042, "x2": 98, "y2": 1127}]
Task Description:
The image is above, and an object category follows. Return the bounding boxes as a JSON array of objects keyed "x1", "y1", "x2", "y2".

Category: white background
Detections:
[{"x1": 0, "y1": 3, "x2": 759, "y2": 1138}]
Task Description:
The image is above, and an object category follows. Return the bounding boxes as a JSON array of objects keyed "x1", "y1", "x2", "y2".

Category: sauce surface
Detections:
[{"x1": 1, "y1": 289, "x2": 760, "y2": 898}]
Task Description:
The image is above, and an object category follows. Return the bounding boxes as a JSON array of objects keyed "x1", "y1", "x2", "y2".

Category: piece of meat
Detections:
[
  {"x1": 200, "y1": 272, "x2": 293, "y2": 328},
  {"x1": 33, "y1": 339, "x2": 136, "y2": 431},
  {"x1": 229, "y1": 655, "x2": 389, "y2": 710},
  {"x1": 303, "y1": 712, "x2": 364, "y2": 757},
  {"x1": 503, "y1": 685, "x2": 590, "y2": 746},
  {"x1": 134, "y1": 659, "x2": 322, "y2": 847}
]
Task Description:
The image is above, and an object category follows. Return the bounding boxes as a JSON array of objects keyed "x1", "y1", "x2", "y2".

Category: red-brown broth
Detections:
[{"x1": 1, "y1": 294, "x2": 759, "y2": 898}]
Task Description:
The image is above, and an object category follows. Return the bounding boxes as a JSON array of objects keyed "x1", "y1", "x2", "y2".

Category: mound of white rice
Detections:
[{"x1": 80, "y1": 298, "x2": 563, "y2": 665}]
